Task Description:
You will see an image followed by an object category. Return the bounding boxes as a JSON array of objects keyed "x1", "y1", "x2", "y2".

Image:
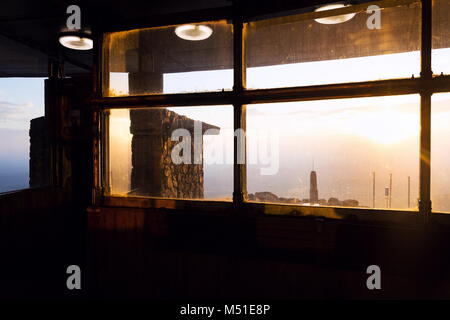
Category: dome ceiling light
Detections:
[
  {"x1": 59, "y1": 32, "x2": 93, "y2": 50},
  {"x1": 175, "y1": 24, "x2": 213, "y2": 41},
  {"x1": 314, "y1": 4, "x2": 357, "y2": 24}
]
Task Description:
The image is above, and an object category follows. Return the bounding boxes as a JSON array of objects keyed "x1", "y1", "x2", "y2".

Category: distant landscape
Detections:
[
  {"x1": 0, "y1": 130, "x2": 30, "y2": 193},
  {"x1": 0, "y1": 172, "x2": 28, "y2": 193}
]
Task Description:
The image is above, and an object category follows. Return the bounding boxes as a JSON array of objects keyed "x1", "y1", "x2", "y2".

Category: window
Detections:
[
  {"x1": 245, "y1": 0, "x2": 421, "y2": 89},
  {"x1": 247, "y1": 95, "x2": 420, "y2": 210},
  {"x1": 431, "y1": 93, "x2": 450, "y2": 213},
  {"x1": 0, "y1": 78, "x2": 45, "y2": 193},
  {"x1": 98, "y1": 0, "x2": 450, "y2": 218},
  {"x1": 432, "y1": 0, "x2": 450, "y2": 75},
  {"x1": 107, "y1": 106, "x2": 233, "y2": 200},
  {"x1": 103, "y1": 20, "x2": 233, "y2": 96}
]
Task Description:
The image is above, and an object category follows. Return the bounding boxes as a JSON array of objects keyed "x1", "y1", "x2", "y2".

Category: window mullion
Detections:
[
  {"x1": 419, "y1": 0, "x2": 432, "y2": 219},
  {"x1": 421, "y1": 0, "x2": 433, "y2": 79},
  {"x1": 233, "y1": 4, "x2": 247, "y2": 205},
  {"x1": 93, "y1": 31, "x2": 103, "y2": 206},
  {"x1": 419, "y1": 93, "x2": 432, "y2": 218}
]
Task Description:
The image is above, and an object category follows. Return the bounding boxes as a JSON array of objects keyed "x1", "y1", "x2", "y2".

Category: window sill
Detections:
[{"x1": 97, "y1": 195, "x2": 438, "y2": 228}]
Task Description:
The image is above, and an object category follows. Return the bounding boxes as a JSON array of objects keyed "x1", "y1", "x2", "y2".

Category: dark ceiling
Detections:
[
  {"x1": 0, "y1": 0, "x2": 379, "y2": 77},
  {"x1": 0, "y1": 0, "x2": 234, "y2": 77}
]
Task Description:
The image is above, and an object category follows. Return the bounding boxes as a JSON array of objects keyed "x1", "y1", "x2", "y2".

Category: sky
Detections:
[
  {"x1": 0, "y1": 78, "x2": 45, "y2": 192},
  {"x1": 246, "y1": 96, "x2": 420, "y2": 208}
]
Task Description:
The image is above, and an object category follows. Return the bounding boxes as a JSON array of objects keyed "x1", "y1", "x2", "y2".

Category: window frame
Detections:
[{"x1": 91, "y1": 0, "x2": 450, "y2": 222}]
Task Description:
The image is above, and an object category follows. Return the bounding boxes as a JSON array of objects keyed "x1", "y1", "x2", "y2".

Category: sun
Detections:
[{"x1": 347, "y1": 109, "x2": 419, "y2": 145}]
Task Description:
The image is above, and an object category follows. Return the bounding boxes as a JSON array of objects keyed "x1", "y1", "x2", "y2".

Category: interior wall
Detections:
[{"x1": 86, "y1": 206, "x2": 450, "y2": 299}]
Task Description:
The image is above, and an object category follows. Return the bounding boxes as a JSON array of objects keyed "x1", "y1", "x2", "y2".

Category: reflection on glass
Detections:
[
  {"x1": 432, "y1": 0, "x2": 450, "y2": 75},
  {"x1": 431, "y1": 93, "x2": 450, "y2": 213},
  {"x1": 246, "y1": 95, "x2": 420, "y2": 210},
  {"x1": 108, "y1": 106, "x2": 233, "y2": 200},
  {"x1": 245, "y1": 0, "x2": 421, "y2": 89},
  {"x1": 103, "y1": 20, "x2": 233, "y2": 96}
]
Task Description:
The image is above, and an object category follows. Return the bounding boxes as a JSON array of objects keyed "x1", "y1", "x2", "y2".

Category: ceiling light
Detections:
[
  {"x1": 59, "y1": 34, "x2": 93, "y2": 50},
  {"x1": 314, "y1": 4, "x2": 356, "y2": 24},
  {"x1": 175, "y1": 24, "x2": 213, "y2": 41}
]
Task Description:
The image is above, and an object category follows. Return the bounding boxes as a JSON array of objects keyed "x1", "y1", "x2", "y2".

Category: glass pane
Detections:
[
  {"x1": 108, "y1": 106, "x2": 233, "y2": 200},
  {"x1": 431, "y1": 93, "x2": 450, "y2": 213},
  {"x1": 245, "y1": 0, "x2": 421, "y2": 89},
  {"x1": 247, "y1": 95, "x2": 420, "y2": 210},
  {"x1": 104, "y1": 20, "x2": 233, "y2": 96},
  {"x1": 432, "y1": 0, "x2": 450, "y2": 75},
  {"x1": 0, "y1": 78, "x2": 45, "y2": 193}
]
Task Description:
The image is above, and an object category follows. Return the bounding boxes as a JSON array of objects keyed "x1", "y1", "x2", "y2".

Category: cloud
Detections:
[
  {"x1": 0, "y1": 100, "x2": 33, "y2": 109},
  {"x1": 0, "y1": 100, "x2": 36, "y2": 129}
]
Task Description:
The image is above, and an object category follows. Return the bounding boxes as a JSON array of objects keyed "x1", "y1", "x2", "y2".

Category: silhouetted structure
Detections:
[
  {"x1": 29, "y1": 116, "x2": 51, "y2": 188},
  {"x1": 127, "y1": 64, "x2": 218, "y2": 198},
  {"x1": 310, "y1": 170, "x2": 318, "y2": 204},
  {"x1": 129, "y1": 109, "x2": 219, "y2": 198}
]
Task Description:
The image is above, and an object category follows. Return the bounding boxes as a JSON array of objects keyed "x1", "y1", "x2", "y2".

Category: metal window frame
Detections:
[{"x1": 91, "y1": 0, "x2": 448, "y2": 221}]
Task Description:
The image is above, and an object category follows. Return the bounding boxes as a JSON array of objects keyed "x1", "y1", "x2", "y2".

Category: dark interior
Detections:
[{"x1": 1, "y1": 0, "x2": 450, "y2": 301}]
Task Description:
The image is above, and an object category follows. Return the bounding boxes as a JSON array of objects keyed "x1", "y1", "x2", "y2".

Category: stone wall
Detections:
[
  {"x1": 29, "y1": 116, "x2": 50, "y2": 188},
  {"x1": 160, "y1": 110, "x2": 203, "y2": 198},
  {"x1": 129, "y1": 108, "x2": 217, "y2": 199}
]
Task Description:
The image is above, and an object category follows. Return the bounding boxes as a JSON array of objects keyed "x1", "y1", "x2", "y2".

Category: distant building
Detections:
[
  {"x1": 342, "y1": 199, "x2": 359, "y2": 207},
  {"x1": 328, "y1": 197, "x2": 341, "y2": 206},
  {"x1": 248, "y1": 192, "x2": 299, "y2": 204},
  {"x1": 310, "y1": 170, "x2": 319, "y2": 204},
  {"x1": 253, "y1": 191, "x2": 279, "y2": 203}
]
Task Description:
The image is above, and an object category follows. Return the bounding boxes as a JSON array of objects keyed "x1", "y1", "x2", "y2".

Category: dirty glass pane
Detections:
[
  {"x1": 431, "y1": 93, "x2": 450, "y2": 213},
  {"x1": 245, "y1": 0, "x2": 421, "y2": 89},
  {"x1": 432, "y1": 0, "x2": 450, "y2": 75},
  {"x1": 103, "y1": 20, "x2": 233, "y2": 96},
  {"x1": 246, "y1": 95, "x2": 420, "y2": 210},
  {"x1": 107, "y1": 106, "x2": 233, "y2": 200}
]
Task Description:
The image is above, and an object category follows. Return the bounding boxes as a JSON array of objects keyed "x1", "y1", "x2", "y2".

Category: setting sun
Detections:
[{"x1": 343, "y1": 107, "x2": 419, "y2": 145}]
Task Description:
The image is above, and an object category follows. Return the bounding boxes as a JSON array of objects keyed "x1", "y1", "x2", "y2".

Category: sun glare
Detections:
[
  {"x1": 347, "y1": 109, "x2": 419, "y2": 145},
  {"x1": 108, "y1": 49, "x2": 450, "y2": 147}
]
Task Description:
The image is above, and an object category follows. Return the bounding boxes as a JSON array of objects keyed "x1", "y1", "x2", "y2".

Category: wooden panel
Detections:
[{"x1": 86, "y1": 205, "x2": 450, "y2": 299}]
